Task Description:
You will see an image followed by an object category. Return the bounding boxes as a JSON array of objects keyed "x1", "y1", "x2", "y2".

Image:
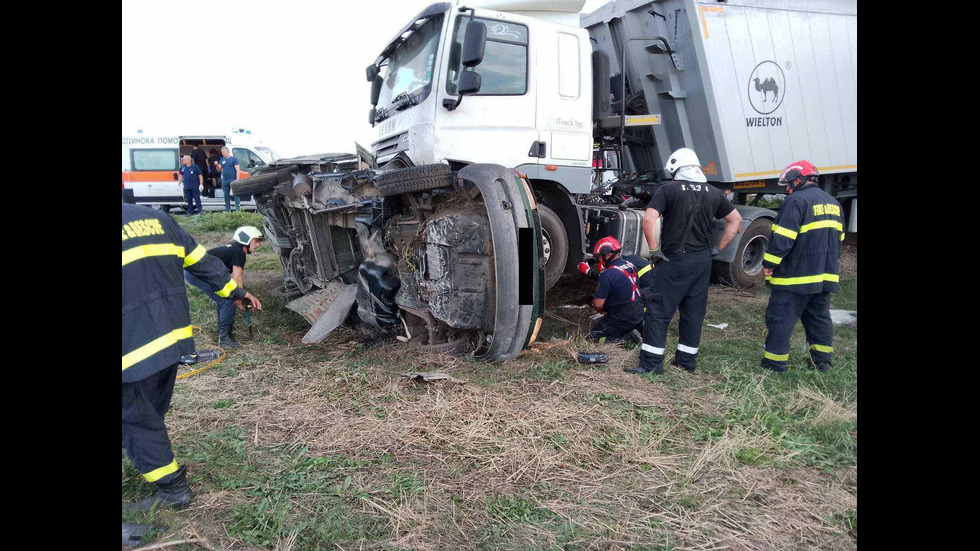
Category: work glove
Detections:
[
  {"x1": 649, "y1": 247, "x2": 669, "y2": 265},
  {"x1": 710, "y1": 246, "x2": 721, "y2": 257},
  {"x1": 578, "y1": 262, "x2": 592, "y2": 276}
]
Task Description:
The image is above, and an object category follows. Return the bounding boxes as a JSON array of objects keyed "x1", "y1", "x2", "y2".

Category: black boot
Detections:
[
  {"x1": 672, "y1": 359, "x2": 696, "y2": 373},
  {"x1": 126, "y1": 467, "x2": 193, "y2": 513},
  {"x1": 218, "y1": 327, "x2": 239, "y2": 348}
]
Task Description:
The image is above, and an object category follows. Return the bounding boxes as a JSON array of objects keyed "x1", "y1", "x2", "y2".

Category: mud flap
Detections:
[
  {"x1": 459, "y1": 164, "x2": 545, "y2": 362},
  {"x1": 286, "y1": 281, "x2": 359, "y2": 343}
]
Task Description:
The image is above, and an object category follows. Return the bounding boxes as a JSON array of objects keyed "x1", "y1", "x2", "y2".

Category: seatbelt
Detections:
[{"x1": 609, "y1": 263, "x2": 639, "y2": 301}]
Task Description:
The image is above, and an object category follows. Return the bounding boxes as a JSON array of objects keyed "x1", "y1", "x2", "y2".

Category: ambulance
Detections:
[{"x1": 121, "y1": 129, "x2": 279, "y2": 212}]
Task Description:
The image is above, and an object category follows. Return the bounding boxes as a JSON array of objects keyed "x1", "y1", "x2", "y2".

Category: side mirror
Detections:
[
  {"x1": 366, "y1": 64, "x2": 379, "y2": 82},
  {"x1": 461, "y1": 21, "x2": 487, "y2": 67},
  {"x1": 458, "y1": 71, "x2": 482, "y2": 95},
  {"x1": 370, "y1": 75, "x2": 383, "y2": 106},
  {"x1": 444, "y1": 70, "x2": 482, "y2": 111}
]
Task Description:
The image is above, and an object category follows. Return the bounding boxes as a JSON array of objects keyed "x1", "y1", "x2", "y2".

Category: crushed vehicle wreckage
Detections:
[{"x1": 232, "y1": 151, "x2": 545, "y2": 362}]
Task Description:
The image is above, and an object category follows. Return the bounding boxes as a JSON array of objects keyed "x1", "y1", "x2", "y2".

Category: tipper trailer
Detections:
[{"x1": 240, "y1": 0, "x2": 856, "y2": 361}]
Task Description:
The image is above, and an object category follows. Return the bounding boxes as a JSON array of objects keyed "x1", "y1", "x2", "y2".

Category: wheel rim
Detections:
[
  {"x1": 541, "y1": 228, "x2": 552, "y2": 265},
  {"x1": 741, "y1": 235, "x2": 768, "y2": 276}
]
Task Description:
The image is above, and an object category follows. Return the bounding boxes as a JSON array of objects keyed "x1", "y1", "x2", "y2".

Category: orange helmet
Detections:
[{"x1": 594, "y1": 236, "x2": 622, "y2": 257}]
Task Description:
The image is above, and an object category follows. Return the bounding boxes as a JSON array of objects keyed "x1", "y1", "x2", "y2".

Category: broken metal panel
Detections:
[
  {"x1": 420, "y1": 210, "x2": 492, "y2": 331},
  {"x1": 286, "y1": 280, "x2": 357, "y2": 325},
  {"x1": 301, "y1": 284, "x2": 359, "y2": 344}
]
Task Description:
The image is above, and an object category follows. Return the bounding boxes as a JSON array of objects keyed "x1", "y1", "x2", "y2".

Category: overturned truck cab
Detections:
[{"x1": 233, "y1": 155, "x2": 545, "y2": 362}]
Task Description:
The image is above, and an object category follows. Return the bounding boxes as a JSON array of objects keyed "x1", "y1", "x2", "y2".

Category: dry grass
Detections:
[
  {"x1": 128, "y1": 216, "x2": 858, "y2": 549},
  {"x1": 158, "y1": 324, "x2": 856, "y2": 550},
  {"x1": 787, "y1": 387, "x2": 858, "y2": 426}
]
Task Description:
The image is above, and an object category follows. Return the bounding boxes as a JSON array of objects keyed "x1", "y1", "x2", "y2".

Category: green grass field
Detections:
[{"x1": 123, "y1": 212, "x2": 857, "y2": 550}]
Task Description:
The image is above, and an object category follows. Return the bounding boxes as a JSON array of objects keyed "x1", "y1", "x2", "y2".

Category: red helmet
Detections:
[
  {"x1": 594, "y1": 236, "x2": 622, "y2": 257},
  {"x1": 778, "y1": 160, "x2": 819, "y2": 191}
]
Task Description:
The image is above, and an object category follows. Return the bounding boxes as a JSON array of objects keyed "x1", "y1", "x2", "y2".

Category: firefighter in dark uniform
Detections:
[
  {"x1": 578, "y1": 240, "x2": 655, "y2": 298},
  {"x1": 628, "y1": 148, "x2": 743, "y2": 375},
  {"x1": 760, "y1": 160, "x2": 844, "y2": 373},
  {"x1": 582, "y1": 237, "x2": 646, "y2": 345},
  {"x1": 122, "y1": 203, "x2": 262, "y2": 512}
]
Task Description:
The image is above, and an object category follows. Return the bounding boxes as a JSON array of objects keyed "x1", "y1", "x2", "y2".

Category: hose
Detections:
[{"x1": 175, "y1": 325, "x2": 227, "y2": 381}]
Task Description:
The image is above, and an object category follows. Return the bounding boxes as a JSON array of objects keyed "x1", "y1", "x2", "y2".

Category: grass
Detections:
[
  {"x1": 122, "y1": 213, "x2": 858, "y2": 549},
  {"x1": 176, "y1": 210, "x2": 265, "y2": 233}
]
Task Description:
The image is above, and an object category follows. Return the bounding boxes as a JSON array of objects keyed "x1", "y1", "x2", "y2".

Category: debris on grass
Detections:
[{"x1": 400, "y1": 372, "x2": 459, "y2": 384}]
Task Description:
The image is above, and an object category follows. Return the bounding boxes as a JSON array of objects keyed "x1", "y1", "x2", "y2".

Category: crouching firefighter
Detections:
[
  {"x1": 628, "y1": 148, "x2": 743, "y2": 375},
  {"x1": 184, "y1": 225, "x2": 264, "y2": 348},
  {"x1": 122, "y1": 204, "x2": 261, "y2": 512},
  {"x1": 582, "y1": 237, "x2": 647, "y2": 345},
  {"x1": 761, "y1": 160, "x2": 844, "y2": 373}
]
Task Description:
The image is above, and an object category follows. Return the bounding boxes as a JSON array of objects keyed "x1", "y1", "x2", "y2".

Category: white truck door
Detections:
[
  {"x1": 433, "y1": 11, "x2": 538, "y2": 169},
  {"x1": 533, "y1": 24, "x2": 593, "y2": 193}
]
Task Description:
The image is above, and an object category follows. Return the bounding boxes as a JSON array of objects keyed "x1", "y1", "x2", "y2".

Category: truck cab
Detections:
[{"x1": 368, "y1": 0, "x2": 856, "y2": 289}]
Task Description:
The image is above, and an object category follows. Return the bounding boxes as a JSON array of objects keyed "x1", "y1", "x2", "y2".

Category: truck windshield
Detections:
[{"x1": 376, "y1": 13, "x2": 445, "y2": 116}]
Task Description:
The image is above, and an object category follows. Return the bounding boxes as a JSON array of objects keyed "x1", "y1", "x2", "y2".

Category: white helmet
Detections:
[
  {"x1": 664, "y1": 148, "x2": 701, "y2": 177},
  {"x1": 233, "y1": 225, "x2": 263, "y2": 246}
]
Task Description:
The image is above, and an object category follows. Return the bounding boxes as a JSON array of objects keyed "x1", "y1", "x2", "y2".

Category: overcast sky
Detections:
[{"x1": 122, "y1": 0, "x2": 609, "y2": 157}]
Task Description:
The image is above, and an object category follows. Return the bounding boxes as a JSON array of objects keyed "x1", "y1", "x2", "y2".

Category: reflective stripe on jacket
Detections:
[
  {"x1": 122, "y1": 204, "x2": 245, "y2": 382},
  {"x1": 762, "y1": 185, "x2": 844, "y2": 294}
]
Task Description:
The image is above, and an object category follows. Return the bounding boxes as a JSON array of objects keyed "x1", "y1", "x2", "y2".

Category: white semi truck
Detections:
[{"x1": 242, "y1": 0, "x2": 857, "y2": 361}]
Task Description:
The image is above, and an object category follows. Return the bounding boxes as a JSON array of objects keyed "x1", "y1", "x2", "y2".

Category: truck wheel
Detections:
[
  {"x1": 231, "y1": 167, "x2": 297, "y2": 197},
  {"x1": 713, "y1": 217, "x2": 771, "y2": 288},
  {"x1": 376, "y1": 163, "x2": 452, "y2": 197},
  {"x1": 538, "y1": 204, "x2": 567, "y2": 291}
]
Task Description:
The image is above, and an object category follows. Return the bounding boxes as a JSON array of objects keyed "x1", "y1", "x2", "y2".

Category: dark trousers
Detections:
[
  {"x1": 762, "y1": 290, "x2": 834, "y2": 370},
  {"x1": 588, "y1": 314, "x2": 642, "y2": 345},
  {"x1": 122, "y1": 364, "x2": 180, "y2": 483},
  {"x1": 185, "y1": 271, "x2": 237, "y2": 334},
  {"x1": 221, "y1": 180, "x2": 240, "y2": 211},
  {"x1": 639, "y1": 249, "x2": 711, "y2": 371},
  {"x1": 204, "y1": 176, "x2": 217, "y2": 198},
  {"x1": 183, "y1": 186, "x2": 202, "y2": 214}
]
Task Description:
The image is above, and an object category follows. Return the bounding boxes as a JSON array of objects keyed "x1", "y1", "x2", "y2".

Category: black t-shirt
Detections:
[
  {"x1": 647, "y1": 180, "x2": 735, "y2": 253},
  {"x1": 191, "y1": 148, "x2": 208, "y2": 169},
  {"x1": 207, "y1": 243, "x2": 247, "y2": 273}
]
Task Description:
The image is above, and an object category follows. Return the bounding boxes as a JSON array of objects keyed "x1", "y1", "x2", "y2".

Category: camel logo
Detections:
[{"x1": 747, "y1": 61, "x2": 785, "y2": 116}]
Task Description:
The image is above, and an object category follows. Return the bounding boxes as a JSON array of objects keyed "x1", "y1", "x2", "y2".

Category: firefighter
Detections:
[
  {"x1": 628, "y1": 148, "x2": 743, "y2": 375},
  {"x1": 582, "y1": 237, "x2": 645, "y2": 345},
  {"x1": 184, "y1": 225, "x2": 264, "y2": 348},
  {"x1": 122, "y1": 203, "x2": 261, "y2": 512},
  {"x1": 760, "y1": 160, "x2": 844, "y2": 373},
  {"x1": 578, "y1": 242, "x2": 655, "y2": 297}
]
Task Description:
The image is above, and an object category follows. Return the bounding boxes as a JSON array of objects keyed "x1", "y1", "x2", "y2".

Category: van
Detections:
[{"x1": 121, "y1": 133, "x2": 278, "y2": 212}]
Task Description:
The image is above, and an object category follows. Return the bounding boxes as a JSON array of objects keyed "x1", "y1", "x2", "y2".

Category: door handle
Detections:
[{"x1": 173, "y1": 172, "x2": 179, "y2": 181}]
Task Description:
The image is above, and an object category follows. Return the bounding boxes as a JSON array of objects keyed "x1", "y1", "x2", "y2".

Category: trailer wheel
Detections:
[
  {"x1": 231, "y1": 167, "x2": 297, "y2": 197},
  {"x1": 376, "y1": 163, "x2": 452, "y2": 197},
  {"x1": 538, "y1": 204, "x2": 567, "y2": 291},
  {"x1": 714, "y1": 218, "x2": 771, "y2": 288}
]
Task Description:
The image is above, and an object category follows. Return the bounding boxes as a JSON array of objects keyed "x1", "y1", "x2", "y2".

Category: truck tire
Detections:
[
  {"x1": 376, "y1": 163, "x2": 452, "y2": 197},
  {"x1": 713, "y1": 217, "x2": 772, "y2": 288},
  {"x1": 231, "y1": 167, "x2": 297, "y2": 197},
  {"x1": 538, "y1": 204, "x2": 567, "y2": 291}
]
